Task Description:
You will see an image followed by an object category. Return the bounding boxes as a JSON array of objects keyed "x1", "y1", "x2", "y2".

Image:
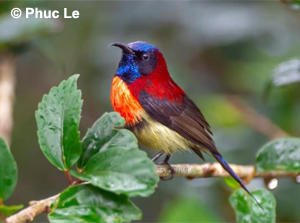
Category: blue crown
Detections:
[{"x1": 127, "y1": 41, "x2": 158, "y2": 52}]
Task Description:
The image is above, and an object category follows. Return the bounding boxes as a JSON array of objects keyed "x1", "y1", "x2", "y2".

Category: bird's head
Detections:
[{"x1": 111, "y1": 41, "x2": 168, "y2": 84}]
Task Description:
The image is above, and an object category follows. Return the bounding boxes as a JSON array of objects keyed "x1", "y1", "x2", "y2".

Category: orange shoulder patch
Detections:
[{"x1": 111, "y1": 76, "x2": 144, "y2": 125}]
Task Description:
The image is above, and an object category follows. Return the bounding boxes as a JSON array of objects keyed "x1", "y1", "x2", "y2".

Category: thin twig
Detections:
[
  {"x1": 6, "y1": 163, "x2": 299, "y2": 223},
  {"x1": 0, "y1": 53, "x2": 16, "y2": 145},
  {"x1": 227, "y1": 96, "x2": 289, "y2": 139}
]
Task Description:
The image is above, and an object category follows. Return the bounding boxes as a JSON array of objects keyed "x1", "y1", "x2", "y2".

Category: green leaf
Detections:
[
  {"x1": 229, "y1": 189, "x2": 276, "y2": 223},
  {"x1": 0, "y1": 204, "x2": 24, "y2": 218},
  {"x1": 48, "y1": 184, "x2": 141, "y2": 223},
  {"x1": 36, "y1": 74, "x2": 82, "y2": 171},
  {"x1": 0, "y1": 137, "x2": 17, "y2": 201},
  {"x1": 256, "y1": 137, "x2": 300, "y2": 172},
  {"x1": 223, "y1": 177, "x2": 240, "y2": 190},
  {"x1": 72, "y1": 131, "x2": 158, "y2": 197},
  {"x1": 77, "y1": 112, "x2": 125, "y2": 169},
  {"x1": 73, "y1": 112, "x2": 158, "y2": 197}
]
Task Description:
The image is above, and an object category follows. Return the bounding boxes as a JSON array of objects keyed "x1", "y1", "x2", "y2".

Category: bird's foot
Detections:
[{"x1": 158, "y1": 160, "x2": 175, "y2": 181}]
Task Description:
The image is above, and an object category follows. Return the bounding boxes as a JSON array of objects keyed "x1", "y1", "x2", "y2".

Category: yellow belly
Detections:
[{"x1": 130, "y1": 112, "x2": 191, "y2": 154}]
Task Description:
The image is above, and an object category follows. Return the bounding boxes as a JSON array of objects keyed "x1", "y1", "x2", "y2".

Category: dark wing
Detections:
[{"x1": 139, "y1": 90, "x2": 219, "y2": 154}]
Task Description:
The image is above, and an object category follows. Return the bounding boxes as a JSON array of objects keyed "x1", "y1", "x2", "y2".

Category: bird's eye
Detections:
[{"x1": 142, "y1": 53, "x2": 150, "y2": 61}]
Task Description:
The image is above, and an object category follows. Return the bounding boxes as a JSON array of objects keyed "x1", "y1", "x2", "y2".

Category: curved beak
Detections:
[{"x1": 110, "y1": 42, "x2": 135, "y2": 55}]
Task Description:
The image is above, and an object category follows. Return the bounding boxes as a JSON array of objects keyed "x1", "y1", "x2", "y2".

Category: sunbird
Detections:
[{"x1": 110, "y1": 41, "x2": 261, "y2": 207}]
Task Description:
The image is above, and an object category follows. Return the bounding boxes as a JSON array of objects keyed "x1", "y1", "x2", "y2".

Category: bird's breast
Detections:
[
  {"x1": 111, "y1": 76, "x2": 144, "y2": 125},
  {"x1": 129, "y1": 113, "x2": 191, "y2": 154}
]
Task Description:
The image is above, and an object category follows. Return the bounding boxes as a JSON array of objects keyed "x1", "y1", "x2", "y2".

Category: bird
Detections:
[{"x1": 110, "y1": 41, "x2": 262, "y2": 208}]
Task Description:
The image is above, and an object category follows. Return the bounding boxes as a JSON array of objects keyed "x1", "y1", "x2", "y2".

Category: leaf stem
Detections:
[
  {"x1": 0, "y1": 200, "x2": 5, "y2": 221},
  {"x1": 64, "y1": 171, "x2": 73, "y2": 185},
  {"x1": 72, "y1": 178, "x2": 82, "y2": 185}
]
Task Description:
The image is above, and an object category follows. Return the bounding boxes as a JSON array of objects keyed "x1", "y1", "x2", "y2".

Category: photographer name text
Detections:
[{"x1": 11, "y1": 8, "x2": 80, "y2": 19}]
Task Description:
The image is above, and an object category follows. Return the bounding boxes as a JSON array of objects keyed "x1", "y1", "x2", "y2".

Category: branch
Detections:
[
  {"x1": 5, "y1": 195, "x2": 59, "y2": 223},
  {"x1": 227, "y1": 96, "x2": 289, "y2": 140},
  {"x1": 0, "y1": 53, "x2": 16, "y2": 145},
  {"x1": 156, "y1": 163, "x2": 299, "y2": 179},
  {"x1": 6, "y1": 163, "x2": 299, "y2": 223}
]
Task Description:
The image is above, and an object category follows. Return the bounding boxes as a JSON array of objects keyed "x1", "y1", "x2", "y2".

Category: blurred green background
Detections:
[{"x1": 1, "y1": 1, "x2": 300, "y2": 222}]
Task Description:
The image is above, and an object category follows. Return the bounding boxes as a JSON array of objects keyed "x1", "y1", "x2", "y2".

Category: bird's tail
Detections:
[{"x1": 213, "y1": 153, "x2": 263, "y2": 210}]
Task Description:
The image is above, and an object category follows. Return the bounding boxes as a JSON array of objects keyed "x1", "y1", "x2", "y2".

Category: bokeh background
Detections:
[{"x1": 1, "y1": 1, "x2": 300, "y2": 222}]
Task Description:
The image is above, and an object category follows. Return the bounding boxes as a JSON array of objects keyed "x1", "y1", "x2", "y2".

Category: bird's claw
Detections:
[{"x1": 158, "y1": 161, "x2": 175, "y2": 181}]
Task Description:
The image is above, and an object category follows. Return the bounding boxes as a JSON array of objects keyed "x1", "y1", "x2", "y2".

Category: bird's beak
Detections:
[{"x1": 110, "y1": 42, "x2": 135, "y2": 55}]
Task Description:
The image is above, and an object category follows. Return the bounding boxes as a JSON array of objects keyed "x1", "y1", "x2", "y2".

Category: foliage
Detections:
[
  {"x1": 36, "y1": 75, "x2": 82, "y2": 171},
  {"x1": 49, "y1": 185, "x2": 141, "y2": 223},
  {"x1": 223, "y1": 177, "x2": 240, "y2": 190},
  {"x1": 229, "y1": 189, "x2": 276, "y2": 223},
  {"x1": 0, "y1": 204, "x2": 24, "y2": 218},
  {"x1": 256, "y1": 137, "x2": 300, "y2": 172},
  {"x1": 73, "y1": 113, "x2": 158, "y2": 197},
  {"x1": 34, "y1": 75, "x2": 158, "y2": 222},
  {"x1": 226, "y1": 136, "x2": 300, "y2": 222},
  {"x1": 77, "y1": 112, "x2": 126, "y2": 169},
  {"x1": 0, "y1": 138, "x2": 17, "y2": 201},
  {"x1": 0, "y1": 137, "x2": 23, "y2": 219}
]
